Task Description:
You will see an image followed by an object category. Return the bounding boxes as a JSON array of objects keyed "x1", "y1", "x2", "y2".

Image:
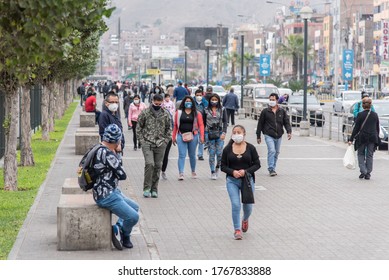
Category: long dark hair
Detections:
[
  {"x1": 179, "y1": 96, "x2": 197, "y2": 116},
  {"x1": 207, "y1": 93, "x2": 222, "y2": 110}
]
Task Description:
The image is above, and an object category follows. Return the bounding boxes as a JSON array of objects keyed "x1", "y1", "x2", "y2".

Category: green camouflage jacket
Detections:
[{"x1": 136, "y1": 107, "x2": 172, "y2": 147}]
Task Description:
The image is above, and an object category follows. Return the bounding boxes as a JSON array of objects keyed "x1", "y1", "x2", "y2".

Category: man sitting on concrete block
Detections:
[{"x1": 93, "y1": 124, "x2": 139, "y2": 250}]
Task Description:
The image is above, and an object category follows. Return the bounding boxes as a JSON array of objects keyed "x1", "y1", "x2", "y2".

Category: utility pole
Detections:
[
  {"x1": 334, "y1": 0, "x2": 340, "y2": 96},
  {"x1": 117, "y1": 17, "x2": 121, "y2": 81}
]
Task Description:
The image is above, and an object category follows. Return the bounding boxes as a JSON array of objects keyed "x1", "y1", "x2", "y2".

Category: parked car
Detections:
[
  {"x1": 333, "y1": 90, "x2": 362, "y2": 113},
  {"x1": 285, "y1": 94, "x2": 325, "y2": 127},
  {"x1": 342, "y1": 100, "x2": 389, "y2": 149},
  {"x1": 380, "y1": 87, "x2": 389, "y2": 98},
  {"x1": 318, "y1": 81, "x2": 333, "y2": 94},
  {"x1": 212, "y1": 85, "x2": 227, "y2": 99},
  {"x1": 278, "y1": 88, "x2": 293, "y2": 96},
  {"x1": 358, "y1": 84, "x2": 375, "y2": 96},
  {"x1": 242, "y1": 83, "x2": 279, "y2": 119}
]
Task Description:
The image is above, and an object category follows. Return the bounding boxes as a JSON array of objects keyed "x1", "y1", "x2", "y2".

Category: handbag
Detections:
[
  {"x1": 343, "y1": 145, "x2": 356, "y2": 170},
  {"x1": 181, "y1": 132, "x2": 194, "y2": 142},
  {"x1": 208, "y1": 129, "x2": 220, "y2": 140},
  {"x1": 241, "y1": 172, "x2": 255, "y2": 204}
]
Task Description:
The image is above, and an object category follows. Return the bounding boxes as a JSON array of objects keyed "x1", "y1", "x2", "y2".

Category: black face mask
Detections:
[{"x1": 152, "y1": 105, "x2": 161, "y2": 111}]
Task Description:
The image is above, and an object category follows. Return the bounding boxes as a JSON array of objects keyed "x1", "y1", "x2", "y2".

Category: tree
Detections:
[
  {"x1": 0, "y1": 0, "x2": 113, "y2": 190},
  {"x1": 221, "y1": 52, "x2": 239, "y2": 81},
  {"x1": 243, "y1": 53, "x2": 256, "y2": 81},
  {"x1": 277, "y1": 35, "x2": 305, "y2": 80}
]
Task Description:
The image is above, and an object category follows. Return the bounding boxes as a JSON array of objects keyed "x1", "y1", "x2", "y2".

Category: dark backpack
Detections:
[
  {"x1": 77, "y1": 144, "x2": 102, "y2": 191},
  {"x1": 77, "y1": 86, "x2": 81, "y2": 95}
]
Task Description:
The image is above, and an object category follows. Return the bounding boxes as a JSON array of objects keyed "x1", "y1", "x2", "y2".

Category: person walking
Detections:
[
  {"x1": 128, "y1": 95, "x2": 147, "y2": 151},
  {"x1": 173, "y1": 80, "x2": 189, "y2": 103},
  {"x1": 348, "y1": 98, "x2": 380, "y2": 180},
  {"x1": 93, "y1": 124, "x2": 139, "y2": 250},
  {"x1": 204, "y1": 85, "x2": 213, "y2": 102},
  {"x1": 98, "y1": 92, "x2": 125, "y2": 153},
  {"x1": 139, "y1": 80, "x2": 149, "y2": 103},
  {"x1": 222, "y1": 88, "x2": 240, "y2": 126},
  {"x1": 221, "y1": 125, "x2": 261, "y2": 240},
  {"x1": 160, "y1": 93, "x2": 176, "y2": 180},
  {"x1": 162, "y1": 93, "x2": 175, "y2": 115},
  {"x1": 172, "y1": 96, "x2": 205, "y2": 180},
  {"x1": 256, "y1": 93, "x2": 292, "y2": 177},
  {"x1": 78, "y1": 82, "x2": 86, "y2": 107},
  {"x1": 204, "y1": 93, "x2": 228, "y2": 180},
  {"x1": 353, "y1": 92, "x2": 375, "y2": 120},
  {"x1": 194, "y1": 89, "x2": 208, "y2": 160},
  {"x1": 137, "y1": 94, "x2": 172, "y2": 198}
]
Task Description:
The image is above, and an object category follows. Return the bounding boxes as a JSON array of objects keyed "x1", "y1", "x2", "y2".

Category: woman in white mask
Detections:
[
  {"x1": 221, "y1": 125, "x2": 261, "y2": 240},
  {"x1": 128, "y1": 94, "x2": 147, "y2": 151}
]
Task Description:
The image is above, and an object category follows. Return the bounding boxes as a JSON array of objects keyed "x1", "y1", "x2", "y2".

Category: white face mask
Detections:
[
  {"x1": 108, "y1": 103, "x2": 119, "y2": 112},
  {"x1": 195, "y1": 96, "x2": 203, "y2": 102},
  {"x1": 268, "y1": 100, "x2": 277, "y2": 107},
  {"x1": 134, "y1": 99, "x2": 140, "y2": 104},
  {"x1": 155, "y1": 89, "x2": 160, "y2": 93},
  {"x1": 232, "y1": 134, "x2": 244, "y2": 144}
]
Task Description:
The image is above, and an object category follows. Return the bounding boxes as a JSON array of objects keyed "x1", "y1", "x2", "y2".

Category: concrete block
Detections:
[
  {"x1": 57, "y1": 194, "x2": 111, "y2": 251},
  {"x1": 299, "y1": 120, "x2": 310, "y2": 137},
  {"x1": 62, "y1": 178, "x2": 91, "y2": 195},
  {"x1": 75, "y1": 128, "x2": 100, "y2": 155},
  {"x1": 80, "y1": 112, "x2": 96, "y2": 127}
]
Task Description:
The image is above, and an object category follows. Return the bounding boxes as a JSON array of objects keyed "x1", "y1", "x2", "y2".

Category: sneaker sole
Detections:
[{"x1": 112, "y1": 227, "x2": 123, "y2": 250}]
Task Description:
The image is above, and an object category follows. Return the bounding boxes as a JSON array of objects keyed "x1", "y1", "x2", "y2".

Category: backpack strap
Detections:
[{"x1": 82, "y1": 144, "x2": 102, "y2": 168}]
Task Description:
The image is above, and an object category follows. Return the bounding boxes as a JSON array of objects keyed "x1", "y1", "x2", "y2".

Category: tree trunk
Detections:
[
  {"x1": 3, "y1": 89, "x2": 19, "y2": 191},
  {"x1": 292, "y1": 55, "x2": 298, "y2": 79},
  {"x1": 41, "y1": 85, "x2": 50, "y2": 141},
  {"x1": 20, "y1": 86, "x2": 35, "y2": 166},
  {"x1": 48, "y1": 83, "x2": 55, "y2": 132},
  {"x1": 231, "y1": 61, "x2": 236, "y2": 81}
]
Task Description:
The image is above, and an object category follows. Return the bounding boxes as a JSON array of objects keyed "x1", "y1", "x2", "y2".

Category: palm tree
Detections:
[
  {"x1": 222, "y1": 52, "x2": 239, "y2": 81},
  {"x1": 277, "y1": 35, "x2": 306, "y2": 80},
  {"x1": 243, "y1": 53, "x2": 256, "y2": 81}
]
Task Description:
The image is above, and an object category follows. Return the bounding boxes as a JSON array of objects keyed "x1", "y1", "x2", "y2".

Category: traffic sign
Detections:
[
  {"x1": 172, "y1": 58, "x2": 185, "y2": 65},
  {"x1": 259, "y1": 54, "x2": 271, "y2": 77},
  {"x1": 342, "y1": 49, "x2": 354, "y2": 81},
  {"x1": 146, "y1": 69, "x2": 161, "y2": 75}
]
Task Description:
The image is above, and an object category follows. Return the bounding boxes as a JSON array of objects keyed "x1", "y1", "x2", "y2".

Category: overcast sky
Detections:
[{"x1": 106, "y1": 0, "x2": 326, "y2": 34}]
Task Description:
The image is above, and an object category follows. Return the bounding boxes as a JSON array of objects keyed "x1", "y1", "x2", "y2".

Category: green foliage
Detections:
[
  {"x1": 0, "y1": 102, "x2": 77, "y2": 259},
  {"x1": 288, "y1": 79, "x2": 304, "y2": 92},
  {"x1": 266, "y1": 76, "x2": 284, "y2": 88}
]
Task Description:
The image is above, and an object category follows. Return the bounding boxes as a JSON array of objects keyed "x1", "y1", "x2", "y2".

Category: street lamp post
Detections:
[
  {"x1": 183, "y1": 46, "x2": 189, "y2": 84},
  {"x1": 205, "y1": 39, "x2": 212, "y2": 87},
  {"x1": 240, "y1": 34, "x2": 244, "y2": 109},
  {"x1": 300, "y1": 6, "x2": 313, "y2": 136}
]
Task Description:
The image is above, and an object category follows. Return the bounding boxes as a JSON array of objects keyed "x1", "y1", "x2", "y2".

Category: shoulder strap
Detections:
[
  {"x1": 83, "y1": 144, "x2": 102, "y2": 168},
  {"x1": 356, "y1": 110, "x2": 371, "y2": 137}
]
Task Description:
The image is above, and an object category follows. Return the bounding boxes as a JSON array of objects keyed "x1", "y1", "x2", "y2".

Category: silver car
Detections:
[{"x1": 333, "y1": 90, "x2": 361, "y2": 113}]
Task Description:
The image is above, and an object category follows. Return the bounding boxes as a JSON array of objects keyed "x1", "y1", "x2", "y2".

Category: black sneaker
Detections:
[
  {"x1": 364, "y1": 173, "x2": 371, "y2": 180},
  {"x1": 198, "y1": 156, "x2": 204, "y2": 161},
  {"x1": 122, "y1": 236, "x2": 133, "y2": 249},
  {"x1": 359, "y1": 173, "x2": 366, "y2": 179},
  {"x1": 112, "y1": 225, "x2": 123, "y2": 250},
  {"x1": 269, "y1": 170, "x2": 277, "y2": 177}
]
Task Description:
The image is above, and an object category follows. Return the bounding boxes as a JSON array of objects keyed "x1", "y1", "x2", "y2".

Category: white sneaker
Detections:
[
  {"x1": 191, "y1": 172, "x2": 197, "y2": 179},
  {"x1": 215, "y1": 167, "x2": 220, "y2": 178},
  {"x1": 178, "y1": 173, "x2": 184, "y2": 181},
  {"x1": 161, "y1": 172, "x2": 167, "y2": 180},
  {"x1": 211, "y1": 173, "x2": 217, "y2": 180}
]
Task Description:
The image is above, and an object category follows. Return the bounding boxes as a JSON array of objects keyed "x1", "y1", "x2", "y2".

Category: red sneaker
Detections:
[
  {"x1": 234, "y1": 229, "x2": 243, "y2": 240},
  {"x1": 242, "y1": 220, "x2": 249, "y2": 232}
]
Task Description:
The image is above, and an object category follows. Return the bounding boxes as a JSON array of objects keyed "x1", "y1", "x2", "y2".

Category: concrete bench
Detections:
[
  {"x1": 75, "y1": 127, "x2": 100, "y2": 155},
  {"x1": 57, "y1": 193, "x2": 112, "y2": 251},
  {"x1": 62, "y1": 178, "x2": 91, "y2": 195},
  {"x1": 80, "y1": 112, "x2": 96, "y2": 127}
]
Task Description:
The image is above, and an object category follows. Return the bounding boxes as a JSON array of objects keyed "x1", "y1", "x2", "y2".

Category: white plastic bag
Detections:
[{"x1": 343, "y1": 145, "x2": 356, "y2": 170}]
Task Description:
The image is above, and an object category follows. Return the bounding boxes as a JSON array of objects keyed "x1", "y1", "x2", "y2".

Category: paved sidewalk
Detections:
[{"x1": 9, "y1": 94, "x2": 389, "y2": 260}]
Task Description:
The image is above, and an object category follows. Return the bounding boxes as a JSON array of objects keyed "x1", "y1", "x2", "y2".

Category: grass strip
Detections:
[{"x1": 0, "y1": 102, "x2": 77, "y2": 259}]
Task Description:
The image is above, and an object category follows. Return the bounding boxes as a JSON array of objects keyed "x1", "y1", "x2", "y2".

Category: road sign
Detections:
[
  {"x1": 146, "y1": 69, "x2": 161, "y2": 75},
  {"x1": 342, "y1": 49, "x2": 354, "y2": 81},
  {"x1": 172, "y1": 58, "x2": 185, "y2": 65},
  {"x1": 259, "y1": 54, "x2": 271, "y2": 77}
]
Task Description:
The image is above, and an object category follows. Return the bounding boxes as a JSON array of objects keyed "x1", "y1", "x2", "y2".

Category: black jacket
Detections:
[
  {"x1": 98, "y1": 108, "x2": 125, "y2": 148},
  {"x1": 256, "y1": 106, "x2": 291, "y2": 139},
  {"x1": 350, "y1": 109, "x2": 380, "y2": 150}
]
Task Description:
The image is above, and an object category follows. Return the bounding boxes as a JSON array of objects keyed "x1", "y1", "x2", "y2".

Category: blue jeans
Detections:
[
  {"x1": 264, "y1": 134, "x2": 282, "y2": 172},
  {"x1": 206, "y1": 132, "x2": 224, "y2": 172},
  {"x1": 197, "y1": 142, "x2": 204, "y2": 157},
  {"x1": 177, "y1": 133, "x2": 199, "y2": 173},
  {"x1": 226, "y1": 176, "x2": 254, "y2": 230},
  {"x1": 96, "y1": 188, "x2": 139, "y2": 238}
]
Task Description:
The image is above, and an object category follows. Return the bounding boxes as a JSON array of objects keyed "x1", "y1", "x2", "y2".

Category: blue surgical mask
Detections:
[{"x1": 184, "y1": 102, "x2": 193, "y2": 109}]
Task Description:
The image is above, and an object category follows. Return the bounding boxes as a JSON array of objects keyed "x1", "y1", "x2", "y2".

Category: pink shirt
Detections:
[
  {"x1": 128, "y1": 102, "x2": 147, "y2": 125},
  {"x1": 162, "y1": 100, "x2": 175, "y2": 115}
]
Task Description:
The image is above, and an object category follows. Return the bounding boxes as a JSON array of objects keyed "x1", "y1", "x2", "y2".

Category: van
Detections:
[{"x1": 243, "y1": 84, "x2": 279, "y2": 118}]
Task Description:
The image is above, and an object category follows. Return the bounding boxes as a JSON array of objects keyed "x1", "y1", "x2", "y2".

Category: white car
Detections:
[
  {"x1": 211, "y1": 85, "x2": 227, "y2": 99},
  {"x1": 333, "y1": 90, "x2": 361, "y2": 113}
]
